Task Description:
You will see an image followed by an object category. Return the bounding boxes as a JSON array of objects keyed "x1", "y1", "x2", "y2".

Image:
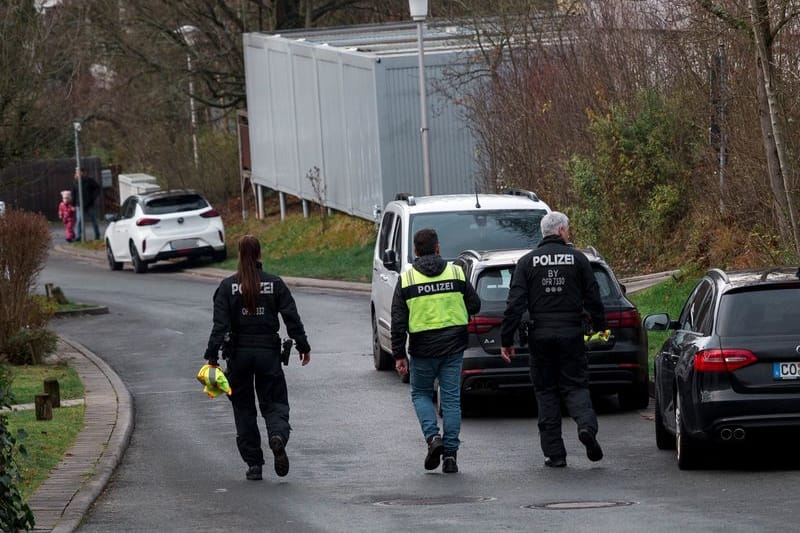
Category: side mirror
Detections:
[
  {"x1": 643, "y1": 313, "x2": 671, "y2": 331},
  {"x1": 382, "y1": 249, "x2": 398, "y2": 272},
  {"x1": 104, "y1": 213, "x2": 119, "y2": 222},
  {"x1": 619, "y1": 283, "x2": 627, "y2": 295}
]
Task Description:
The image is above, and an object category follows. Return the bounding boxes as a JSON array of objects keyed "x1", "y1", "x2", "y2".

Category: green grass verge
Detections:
[
  {"x1": 54, "y1": 301, "x2": 96, "y2": 312},
  {"x1": 628, "y1": 272, "x2": 700, "y2": 378},
  {"x1": 3, "y1": 363, "x2": 84, "y2": 404},
  {"x1": 221, "y1": 212, "x2": 376, "y2": 281},
  {"x1": 6, "y1": 405, "x2": 85, "y2": 498}
]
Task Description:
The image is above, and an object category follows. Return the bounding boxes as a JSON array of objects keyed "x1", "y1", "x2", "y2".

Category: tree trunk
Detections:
[{"x1": 749, "y1": 0, "x2": 800, "y2": 254}]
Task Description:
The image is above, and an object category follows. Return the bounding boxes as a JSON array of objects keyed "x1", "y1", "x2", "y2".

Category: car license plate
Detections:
[
  {"x1": 773, "y1": 362, "x2": 800, "y2": 380},
  {"x1": 171, "y1": 239, "x2": 198, "y2": 250}
]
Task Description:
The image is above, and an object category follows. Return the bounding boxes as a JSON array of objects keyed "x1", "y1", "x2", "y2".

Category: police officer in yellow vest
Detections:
[{"x1": 392, "y1": 228, "x2": 481, "y2": 473}]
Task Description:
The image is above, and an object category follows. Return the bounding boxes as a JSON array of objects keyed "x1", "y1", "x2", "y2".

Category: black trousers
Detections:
[
  {"x1": 226, "y1": 346, "x2": 290, "y2": 466},
  {"x1": 529, "y1": 332, "x2": 597, "y2": 460}
]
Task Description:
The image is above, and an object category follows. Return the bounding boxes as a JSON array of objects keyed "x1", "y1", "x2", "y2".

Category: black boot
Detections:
[
  {"x1": 442, "y1": 450, "x2": 458, "y2": 474},
  {"x1": 246, "y1": 464, "x2": 263, "y2": 480},
  {"x1": 269, "y1": 435, "x2": 290, "y2": 477},
  {"x1": 579, "y1": 429, "x2": 603, "y2": 462}
]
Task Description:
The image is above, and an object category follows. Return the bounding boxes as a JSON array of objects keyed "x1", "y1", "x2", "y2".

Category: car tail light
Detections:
[
  {"x1": 201, "y1": 209, "x2": 220, "y2": 218},
  {"x1": 468, "y1": 316, "x2": 502, "y2": 334},
  {"x1": 136, "y1": 217, "x2": 160, "y2": 226},
  {"x1": 694, "y1": 349, "x2": 757, "y2": 372},
  {"x1": 606, "y1": 309, "x2": 640, "y2": 328}
]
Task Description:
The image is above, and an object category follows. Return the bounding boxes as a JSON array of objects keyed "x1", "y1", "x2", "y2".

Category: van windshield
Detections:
[{"x1": 409, "y1": 209, "x2": 547, "y2": 261}]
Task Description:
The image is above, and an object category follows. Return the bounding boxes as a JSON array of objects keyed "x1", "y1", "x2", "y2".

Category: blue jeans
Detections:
[{"x1": 409, "y1": 352, "x2": 463, "y2": 451}]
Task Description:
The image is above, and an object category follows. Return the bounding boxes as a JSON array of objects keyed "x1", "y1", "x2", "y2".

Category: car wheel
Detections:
[
  {"x1": 371, "y1": 313, "x2": 394, "y2": 371},
  {"x1": 130, "y1": 242, "x2": 148, "y2": 274},
  {"x1": 618, "y1": 379, "x2": 650, "y2": 410},
  {"x1": 675, "y1": 394, "x2": 700, "y2": 469},
  {"x1": 654, "y1": 388, "x2": 675, "y2": 450},
  {"x1": 106, "y1": 240, "x2": 122, "y2": 271},
  {"x1": 212, "y1": 249, "x2": 227, "y2": 262}
]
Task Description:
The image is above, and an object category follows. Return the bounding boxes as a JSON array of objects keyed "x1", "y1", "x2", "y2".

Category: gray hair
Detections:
[{"x1": 540, "y1": 211, "x2": 569, "y2": 237}]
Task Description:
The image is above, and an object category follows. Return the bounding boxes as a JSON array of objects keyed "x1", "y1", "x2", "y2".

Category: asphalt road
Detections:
[{"x1": 42, "y1": 252, "x2": 800, "y2": 533}]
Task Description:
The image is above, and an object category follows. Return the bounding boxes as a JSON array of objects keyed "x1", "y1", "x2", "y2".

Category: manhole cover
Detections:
[
  {"x1": 374, "y1": 496, "x2": 496, "y2": 507},
  {"x1": 525, "y1": 501, "x2": 636, "y2": 510}
]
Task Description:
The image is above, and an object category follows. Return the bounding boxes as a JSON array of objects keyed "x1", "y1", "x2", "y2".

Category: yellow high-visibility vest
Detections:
[
  {"x1": 196, "y1": 364, "x2": 232, "y2": 398},
  {"x1": 401, "y1": 263, "x2": 468, "y2": 333}
]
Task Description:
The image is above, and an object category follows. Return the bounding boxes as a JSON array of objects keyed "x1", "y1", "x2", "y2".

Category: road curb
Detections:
[
  {"x1": 26, "y1": 335, "x2": 134, "y2": 533},
  {"x1": 54, "y1": 306, "x2": 110, "y2": 317}
]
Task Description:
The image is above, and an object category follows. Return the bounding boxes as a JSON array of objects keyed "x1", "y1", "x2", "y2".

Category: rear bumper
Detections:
[
  {"x1": 460, "y1": 351, "x2": 646, "y2": 395},
  {"x1": 688, "y1": 390, "x2": 800, "y2": 442},
  {"x1": 152, "y1": 245, "x2": 221, "y2": 262},
  {"x1": 140, "y1": 230, "x2": 225, "y2": 262}
]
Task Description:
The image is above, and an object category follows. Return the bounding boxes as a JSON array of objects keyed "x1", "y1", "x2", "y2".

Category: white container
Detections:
[{"x1": 118, "y1": 173, "x2": 160, "y2": 204}]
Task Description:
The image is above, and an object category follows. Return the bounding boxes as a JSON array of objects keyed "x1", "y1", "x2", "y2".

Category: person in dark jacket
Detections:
[
  {"x1": 205, "y1": 235, "x2": 311, "y2": 480},
  {"x1": 391, "y1": 228, "x2": 481, "y2": 473},
  {"x1": 71, "y1": 168, "x2": 101, "y2": 241},
  {"x1": 500, "y1": 211, "x2": 606, "y2": 468}
]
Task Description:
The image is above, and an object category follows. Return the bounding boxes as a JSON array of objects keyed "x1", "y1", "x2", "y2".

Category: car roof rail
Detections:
[
  {"x1": 759, "y1": 267, "x2": 799, "y2": 281},
  {"x1": 708, "y1": 268, "x2": 729, "y2": 283},
  {"x1": 458, "y1": 249, "x2": 482, "y2": 261},
  {"x1": 394, "y1": 192, "x2": 416, "y2": 206},
  {"x1": 582, "y1": 245, "x2": 602, "y2": 260},
  {"x1": 503, "y1": 188, "x2": 540, "y2": 202}
]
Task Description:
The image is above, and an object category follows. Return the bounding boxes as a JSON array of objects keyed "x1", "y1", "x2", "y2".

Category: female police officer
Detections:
[{"x1": 205, "y1": 235, "x2": 311, "y2": 480}]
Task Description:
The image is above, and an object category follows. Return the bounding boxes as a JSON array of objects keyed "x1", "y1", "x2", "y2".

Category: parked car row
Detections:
[{"x1": 370, "y1": 192, "x2": 800, "y2": 470}]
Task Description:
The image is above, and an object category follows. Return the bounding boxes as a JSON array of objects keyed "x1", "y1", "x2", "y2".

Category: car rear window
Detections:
[
  {"x1": 476, "y1": 267, "x2": 514, "y2": 303},
  {"x1": 474, "y1": 263, "x2": 618, "y2": 304},
  {"x1": 592, "y1": 264, "x2": 619, "y2": 302},
  {"x1": 717, "y1": 286, "x2": 800, "y2": 336},
  {"x1": 143, "y1": 194, "x2": 208, "y2": 214},
  {"x1": 409, "y1": 209, "x2": 547, "y2": 261}
]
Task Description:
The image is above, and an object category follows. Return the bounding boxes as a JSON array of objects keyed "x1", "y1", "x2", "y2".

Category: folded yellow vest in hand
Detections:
[{"x1": 197, "y1": 364, "x2": 232, "y2": 398}]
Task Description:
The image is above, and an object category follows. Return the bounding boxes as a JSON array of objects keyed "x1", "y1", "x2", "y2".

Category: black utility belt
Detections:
[{"x1": 236, "y1": 334, "x2": 280, "y2": 348}]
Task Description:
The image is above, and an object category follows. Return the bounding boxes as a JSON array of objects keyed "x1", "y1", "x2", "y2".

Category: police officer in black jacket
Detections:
[
  {"x1": 205, "y1": 235, "x2": 311, "y2": 481},
  {"x1": 500, "y1": 212, "x2": 606, "y2": 468}
]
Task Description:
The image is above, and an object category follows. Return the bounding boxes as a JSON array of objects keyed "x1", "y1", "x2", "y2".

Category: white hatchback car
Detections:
[{"x1": 104, "y1": 190, "x2": 226, "y2": 273}]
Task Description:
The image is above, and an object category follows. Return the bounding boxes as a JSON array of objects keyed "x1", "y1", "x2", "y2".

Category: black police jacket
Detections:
[
  {"x1": 501, "y1": 235, "x2": 606, "y2": 346},
  {"x1": 204, "y1": 264, "x2": 311, "y2": 360}
]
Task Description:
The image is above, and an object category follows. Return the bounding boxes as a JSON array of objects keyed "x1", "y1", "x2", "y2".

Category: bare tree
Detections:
[
  {"x1": 692, "y1": 0, "x2": 800, "y2": 253},
  {"x1": 0, "y1": 2, "x2": 84, "y2": 173}
]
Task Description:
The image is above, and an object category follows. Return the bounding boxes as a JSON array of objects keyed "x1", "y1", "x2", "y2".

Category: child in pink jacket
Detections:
[{"x1": 58, "y1": 190, "x2": 77, "y2": 242}]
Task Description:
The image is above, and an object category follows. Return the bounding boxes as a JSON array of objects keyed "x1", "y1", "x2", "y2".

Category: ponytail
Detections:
[{"x1": 237, "y1": 235, "x2": 261, "y2": 314}]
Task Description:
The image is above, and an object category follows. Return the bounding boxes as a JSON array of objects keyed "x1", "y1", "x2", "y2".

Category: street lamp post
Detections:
[
  {"x1": 409, "y1": 0, "x2": 431, "y2": 196},
  {"x1": 178, "y1": 25, "x2": 200, "y2": 168},
  {"x1": 73, "y1": 121, "x2": 85, "y2": 242}
]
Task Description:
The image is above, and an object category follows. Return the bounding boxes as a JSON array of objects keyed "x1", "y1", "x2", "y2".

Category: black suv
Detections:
[
  {"x1": 645, "y1": 267, "x2": 800, "y2": 469},
  {"x1": 455, "y1": 247, "x2": 649, "y2": 411}
]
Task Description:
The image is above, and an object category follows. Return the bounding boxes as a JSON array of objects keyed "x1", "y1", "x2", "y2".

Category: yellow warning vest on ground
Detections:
[{"x1": 401, "y1": 263, "x2": 468, "y2": 333}]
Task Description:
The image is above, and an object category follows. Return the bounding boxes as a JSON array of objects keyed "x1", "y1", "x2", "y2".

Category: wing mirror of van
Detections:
[{"x1": 382, "y1": 249, "x2": 398, "y2": 272}]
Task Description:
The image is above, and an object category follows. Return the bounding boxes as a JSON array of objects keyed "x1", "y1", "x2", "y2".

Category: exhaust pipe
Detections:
[
  {"x1": 733, "y1": 427, "x2": 746, "y2": 441},
  {"x1": 719, "y1": 428, "x2": 733, "y2": 441}
]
